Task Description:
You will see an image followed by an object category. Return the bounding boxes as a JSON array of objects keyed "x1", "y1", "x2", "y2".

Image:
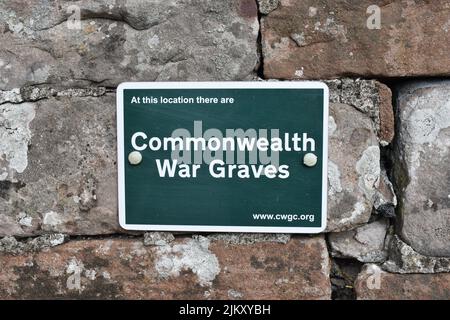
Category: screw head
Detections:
[
  {"x1": 128, "y1": 151, "x2": 142, "y2": 165},
  {"x1": 303, "y1": 153, "x2": 317, "y2": 167}
]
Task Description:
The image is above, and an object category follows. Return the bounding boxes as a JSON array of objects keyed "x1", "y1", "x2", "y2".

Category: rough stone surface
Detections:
[
  {"x1": 0, "y1": 0, "x2": 259, "y2": 90},
  {"x1": 257, "y1": 0, "x2": 279, "y2": 15},
  {"x1": 329, "y1": 218, "x2": 389, "y2": 263},
  {"x1": 373, "y1": 169, "x2": 397, "y2": 218},
  {"x1": 2, "y1": 0, "x2": 448, "y2": 302},
  {"x1": 143, "y1": 232, "x2": 175, "y2": 247},
  {"x1": 355, "y1": 264, "x2": 450, "y2": 300},
  {"x1": 394, "y1": 81, "x2": 450, "y2": 256},
  {"x1": 326, "y1": 102, "x2": 380, "y2": 232},
  {"x1": 0, "y1": 93, "x2": 119, "y2": 236},
  {"x1": 207, "y1": 233, "x2": 290, "y2": 245},
  {"x1": 0, "y1": 103, "x2": 35, "y2": 179},
  {"x1": 262, "y1": 0, "x2": 450, "y2": 79},
  {"x1": 0, "y1": 87, "x2": 107, "y2": 105},
  {"x1": 382, "y1": 235, "x2": 450, "y2": 274},
  {"x1": 326, "y1": 79, "x2": 394, "y2": 145},
  {"x1": 376, "y1": 83, "x2": 395, "y2": 146},
  {"x1": 0, "y1": 235, "x2": 331, "y2": 299},
  {"x1": 0, "y1": 233, "x2": 67, "y2": 254}
]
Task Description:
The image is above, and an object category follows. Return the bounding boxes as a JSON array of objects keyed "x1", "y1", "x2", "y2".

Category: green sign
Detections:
[{"x1": 117, "y1": 82, "x2": 329, "y2": 233}]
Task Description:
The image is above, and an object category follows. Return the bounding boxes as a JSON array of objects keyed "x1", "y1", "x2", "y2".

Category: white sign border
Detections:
[{"x1": 117, "y1": 81, "x2": 329, "y2": 234}]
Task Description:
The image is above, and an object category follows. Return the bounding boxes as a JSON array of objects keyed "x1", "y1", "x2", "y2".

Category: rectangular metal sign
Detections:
[{"x1": 117, "y1": 82, "x2": 328, "y2": 233}]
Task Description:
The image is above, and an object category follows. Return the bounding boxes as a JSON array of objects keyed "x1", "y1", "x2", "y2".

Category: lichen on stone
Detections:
[
  {"x1": 382, "y1": 235, "x2": 450, "y2": 274},
  {"x1": 325, "y1": 79, "x2": 389, "y2": 143},
  {"x1": 143, "y1": 232, "x2": 175, "y2": 246},
  {"x1": 0, "y1": 233, "x2": 67, "y2": 254},
  {"x1": 154, "y1": 236, "x2": 220, "y2": 287},
  {"x1": 0, "y1": 102, "x2": 35, "y2": 180},
  {"x1": 207, "y1": 233, "x2": 290, "y2": 245},
  {"x1": 257, "y1": 0, "x2": 279, "y2": 15}
]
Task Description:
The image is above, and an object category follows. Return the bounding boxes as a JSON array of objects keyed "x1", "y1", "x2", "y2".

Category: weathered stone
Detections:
[
  {"x1": 326, "y1": 102, "x2": 380, "y2": 232},
  {"x1": 207, "y1": 233, "x2": 290, "y2": 245},
  {"x1": 262, "y1": 0, "x2": 450, "y2": 79},
  {"x1": 355, "y1": 264, "x2": 450, "y2": 300},
  {"x1": 376, "y1": 83, "x2": 395, "y2": 146},
  {"x1": 383, "y1": 235, "x2": 450, "y2": 274},
  {"x1": 326, "y1": 79, "x2": 394, "y2": 145},
  {"x1": 0, "y1": 0, "x2": 259, "y2": 90},
  {"x1": 329, "y1": 219, "x2": 389, "y2": 263},
  {"x1": 143, "y1": 232, "x2": 175, "y2": 246},
  {"x1": 0, "y1": 233, "x2": 67, "y2": 254},
  {"x1": 0, "y1": 235, "x2": 331, "y2": 299},
  {"x1": 0, "y1": 103, "x2": 35, "y2": 180},
  {"x1": 0, "y1": 88, "x2": 22, "y2": 104},
  {"x1": 394, "y1": 81, "x2": 450, "y2": 256},
  {"x1": 0, "y1": 87, "x2": 107, "y2": 105},
  {"x1": 257, "y1": 0, "x2": 279, "y2": 15},
  {"x1": 373, "y1": 169, "x2": 397, "y2": 218},
  {"x1": 0, "y1": 93, "x2": 119, "y2": 236}
]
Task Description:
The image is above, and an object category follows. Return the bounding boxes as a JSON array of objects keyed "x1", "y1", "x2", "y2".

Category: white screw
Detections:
[
  {"x1": 303, "y1": 153, "x2": 317, "y2": 167},
  {"x1": 128, "y1": 151, "x2": 142, "y2": 165}
]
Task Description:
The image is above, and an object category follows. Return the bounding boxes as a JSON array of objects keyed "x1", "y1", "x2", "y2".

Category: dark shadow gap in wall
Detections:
[{"x1": 255, "y1": 0, "x2": 264, "y2": 79}]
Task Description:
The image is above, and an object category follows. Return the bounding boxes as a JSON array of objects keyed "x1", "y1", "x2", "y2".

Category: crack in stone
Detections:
[
  {"x1": 0, "y1": 87, "x2": 107, "y2": 105},
  {"x1": 33, "y1": 14, "x2": 160, "y2": 33}
]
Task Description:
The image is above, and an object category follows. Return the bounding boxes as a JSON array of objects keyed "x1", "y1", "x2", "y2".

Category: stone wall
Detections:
[{"x1": 0, "y1": 0, "x2": 449, "y2": 300}]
